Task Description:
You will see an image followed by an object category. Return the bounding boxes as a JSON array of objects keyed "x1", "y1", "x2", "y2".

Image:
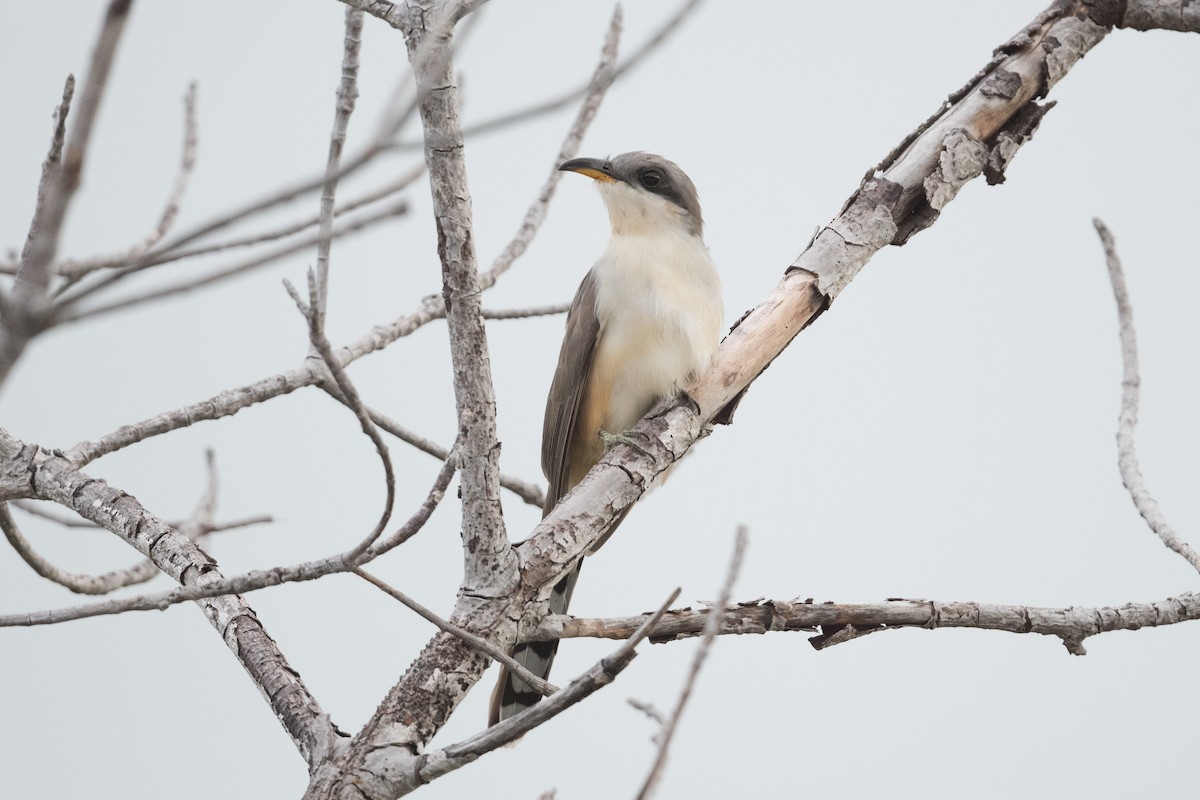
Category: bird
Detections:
[{"x1": 488, "y1": 152, "x2": 724, "y2": 725}]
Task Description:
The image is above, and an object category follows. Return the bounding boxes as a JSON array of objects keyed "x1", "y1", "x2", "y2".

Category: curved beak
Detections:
[{"x1": 559, "y1": 157, "x2": 620, "y2": 183}]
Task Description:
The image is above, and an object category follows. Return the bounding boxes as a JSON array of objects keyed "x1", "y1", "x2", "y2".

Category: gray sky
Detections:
[{"x1": 2, "y1": 2, "x2": 1198, "y2": 798}]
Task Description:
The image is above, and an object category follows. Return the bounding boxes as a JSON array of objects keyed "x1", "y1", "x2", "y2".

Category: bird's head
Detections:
[{"x1": 559, "y1": 152, "x2": 703, "y2": 238}]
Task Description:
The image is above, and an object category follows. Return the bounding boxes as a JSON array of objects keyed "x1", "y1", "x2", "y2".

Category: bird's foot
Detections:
[{"x1": 599, "y1": 429, "x2": 655, "y2": 460}]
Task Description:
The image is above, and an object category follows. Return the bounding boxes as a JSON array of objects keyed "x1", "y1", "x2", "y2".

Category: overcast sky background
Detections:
[{"x1": 2, "y1": 2, "x2": 1198, "y2": 798}]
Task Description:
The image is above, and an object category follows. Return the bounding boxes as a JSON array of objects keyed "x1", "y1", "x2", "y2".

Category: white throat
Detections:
[{"x1": 588, "y1": 181, "x2": 723, "y2": 435}]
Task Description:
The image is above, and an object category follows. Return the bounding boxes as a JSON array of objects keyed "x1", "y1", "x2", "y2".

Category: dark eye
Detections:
[{"x1": 640, "y1": 170, "x2": 662, "y2": 189}]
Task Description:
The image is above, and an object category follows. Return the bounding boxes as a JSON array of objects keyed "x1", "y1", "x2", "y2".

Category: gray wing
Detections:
[
  {"x1": 488, "y1": 272, "x2": 599, "y2": 726},
  {"x1": 540, "y1": 268, "x2": 600, "y2": 515}
]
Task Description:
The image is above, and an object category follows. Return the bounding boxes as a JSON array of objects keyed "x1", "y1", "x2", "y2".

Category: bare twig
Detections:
[
  {"x1": 285, "y1": 271, "x2": 394, "y2": 561},
  {"x1": 17, "y1": 0, "x2": 130, "y2": 293},
  {"x1": 315, "y1": 8, "x2": 363, "y2": 316},
  {"x1": 56, "y1": 200, "x2": 407, "y2": 325},
  {"x1": 199, "y1": 514, "x2": 274, "y2": 535},
  {"x1": 65, "y1": 288, "x2": 446, "y2": 466},
  {"x1": 368, "y1": 454, "x2": 457, "y2": 556},
  {"x1": 11, "y1": 499, "x2": 271, "y2": 535},
  {"x1": 1094, "y1": 219, "x2": 1200, "y2": 574},
  {"x1": 393, "y1": 0, "x2": 704, "y2": 149},
  {"x1": 356, "y1": 567, "x2": 558, "y2": 697},
  {"x1": 362, "y1": 401, "x2": 545, "y2": 508},
  {"x1": 479, "y1": 6, "x2": 622, "y2": 288},
  {"x1": 17, "y1": 75, "x2": 74, "y2": 269},
  {"x1": 635, "y1": 527, "x2": 746, "y2": 800},
  {"x1": 416, "y1": 587, "x2": 683, "y2": 783},
  {"x1": 53, "y1": 82, "x2": 199, "y2": 281},
  {"x1": 530, "y1": 593, "x2": 1200, "y2": 656},
  {"x1": 0, "y1": 442, "x2": 452, "y2": 627},
  {"x1": 1, "y1": 0, "x2": 132, "y2": 388},
  {"x1": 12, "y1": 498, "x2": 97, "y2": 528},
  {"x1": 0, "y1": 502, "x2": 157, "y2": 595},
  {"x1": 481, "y1": 303, "x2": 569, "y2": 321},
  {"x1": 47, "y1": 169, "x2": 423, "y2": 279}
]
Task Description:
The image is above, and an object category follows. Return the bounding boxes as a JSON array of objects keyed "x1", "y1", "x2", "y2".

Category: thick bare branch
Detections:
[
  {"x1": 1094, "y1": 219, "x2": 1200, "y2": 574},
  {"x1": 1118, "y1": 0, "x2": 1200, "y2": 32},
  {"x1": 405, "y1": 4, "x2": 510, "y2": 590}
]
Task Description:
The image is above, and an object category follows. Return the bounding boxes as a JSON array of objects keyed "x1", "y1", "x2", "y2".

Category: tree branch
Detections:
[
  {"x1": 1094, "y1": 219, "x2": 1200, "y2": 574},
  {"x1": 635, "y1": 527, "x2": 746, "y2": 800},
  {"x1": 0, "y1": 0, "x2": 132, "y2": 388},
  {"x1": 414, "y1": 587, "x2": 682, "y2": 786},
  {"x1": 55, "y1": 199, "x2": 407, "y2": 325},
  {"x1": 537, "y1": 592, "x2": 1200, "y2": 657},
  {"x1": 50, "y1": 82, "x2": 198, "y2": 281},
  {"x1": 0, "y1": 436, "x2": 453, "y2": 626},
  {"x1": 0, "y1": 428, "x2": 338, "y2": 766},
  {"x1": 315, "y1": 7, "x2": 363, "y2": 316},
  {"x1": 355, "y1": 567, "x2": 559, "y2": 698}
]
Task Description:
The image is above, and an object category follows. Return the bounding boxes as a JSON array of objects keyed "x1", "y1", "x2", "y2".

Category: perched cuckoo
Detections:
[{"x1": 489, "y1": 152, "x2": 723, "y2": 725}]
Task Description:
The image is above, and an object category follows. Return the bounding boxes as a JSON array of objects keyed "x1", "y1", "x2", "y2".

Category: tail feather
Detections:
[{"x1": 488, "y1": 561, "x2": 582, "y2": 725}]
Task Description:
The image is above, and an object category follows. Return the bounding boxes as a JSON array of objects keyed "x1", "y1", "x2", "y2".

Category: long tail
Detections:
[{"x1": 488, "y1": 560, "x2": 581, "y2": 726}]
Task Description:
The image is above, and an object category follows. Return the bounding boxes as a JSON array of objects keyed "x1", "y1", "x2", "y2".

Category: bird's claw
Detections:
[{"x1": 599, "y1": 429, "x2": 655, "y2": 460}]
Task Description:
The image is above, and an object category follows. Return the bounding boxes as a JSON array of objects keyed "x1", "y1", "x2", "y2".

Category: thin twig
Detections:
[
  {"x1": 363, "y1": 401, "x2": 545, "y2": 508},
  {"x1": 394, "y1": 0, "x2": 704, "y2": 149},
  {"x1": 368, "y1": 453, "x2": 457, "y2": 556},
  {"x1": 0, "y1": 444, "x2": 451, "y2": 627},
  {"x1": 65, "y1": 289, "x2": 447, "y2": 466},
  {"x1": 0, "y1": 502, "x2": 157, "y2": 595},
  {"x1": 56, "y1": 200, "x2": 407, "y2": 324},
  {"x1": 481, "y1": 302, "x2": 569, "y2": 320},
  {"x1": 1, "y1": 0, "x2": 132, "y2": 388},
  {"x1": 12, "y1": 498, "x2": 97, "y2": 528},
  {"x1": 531, "y1": 591, "x2": 1200, "y2": 657},
  {"x1": 479, "y1": 5, "x2": 622, "y2": 288},
  {"x1": 1, "y1": 450, "x2": 245, "y2": 596},
  {"x1": 52, "y1": 82, "x2": 199, "y2": 281},
  {"x1": 285, "y1": 271, "x2": 394, "y2": 561},
  {"x1": 417, "y1": 587, "x2": 683, "y2": 782},
  {"x1": 201, "y1": 515, "x2": 274, "y2": 535},
  {"x1": 16, "y1": 0, "x2": 131, "y2": 295},
  {"x1": 1094, "y1": 218, "x2": 1200, "y2": 574},
  {"x1": 45, "y1": 169, "x2": 422, "y2": 279},
  {"x1": 11, "y1": 499, "x2": 271, "y2": 535},
  {"x1": 355, "y1": 567, "x2": 558, "y2": 697},
  {"x1": 636, "y1": 527, "x2": 746, "y2": 800},
  {"x1": 17, "y1": 75, "x2": 74, "y2": 269},
  {"x1": 315, "y1": 8, "x2": 363, "y2": 316}
]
